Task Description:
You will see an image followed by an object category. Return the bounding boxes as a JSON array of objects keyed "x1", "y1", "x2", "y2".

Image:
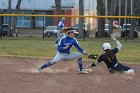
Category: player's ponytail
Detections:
[{"x1": 105, "y1": 49, "x2": 115, "y2": 60}]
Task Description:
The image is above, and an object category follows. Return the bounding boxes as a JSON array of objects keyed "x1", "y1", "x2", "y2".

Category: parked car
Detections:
[
  {"x1": 95, "y1": 24, "x2": 109, "y2": 37},
  {"x1": 72, "y1": 24, "x2": 79, "y2": 30},
  {"x1": 72, "y1": 23, "x2": 89, "y2": 30},
  {"x1": 43, "y1": 26, "x2": 58, "y2": 37},
  {"x1": 121, "y1": 24, "x2": 138, "y2": 38},
  {"x1": 0, "y1": 24, "x2": 9, "y2": 37},
  {"x1": 136, "y1": 27, "x2": 140, "y2": 31}
]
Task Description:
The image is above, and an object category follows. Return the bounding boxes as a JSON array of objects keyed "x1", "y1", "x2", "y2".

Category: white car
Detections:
[{"x1": 43, "y1": 26, "x2": 58, "y2": 37}]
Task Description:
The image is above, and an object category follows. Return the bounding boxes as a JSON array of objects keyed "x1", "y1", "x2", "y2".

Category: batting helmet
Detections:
[{"x1": 103, "y1": 43, "x2": 111, "y2": 50}]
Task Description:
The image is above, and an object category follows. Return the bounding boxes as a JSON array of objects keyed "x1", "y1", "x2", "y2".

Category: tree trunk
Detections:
[
  {"x1": 8, "y1": 0, "x2": 12, "y2": 36},
  {"x1": 31, "y1": 10, "x2": 35, "y2": 29},
  {"x1": 12, "y1": 0, "x2": 22, "y2": 36},
  {"x1": 129, "y1": 0, "x2": 137, "y2": 39},
  {"x1": 108, "y1": 0, "x2": 115, "y2": 36},
  {"x1": 97, "y1": 0, "x2": 105, "y2": 37},
  {"x1": 55, "y1": 0, "x2": 61, "y2": 22},
  {"x1": 136, "y1": 0, "x2": 140, "y2": 27},
  {"x1": 78, "y1": 0, "x2": 84, "y2": 39}
]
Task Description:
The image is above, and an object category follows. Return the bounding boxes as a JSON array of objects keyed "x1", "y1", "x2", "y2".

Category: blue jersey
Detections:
[
  {"x1": 57, "y1": 21, "x2": 64, "y2": 30},
  {"x1": 57, "y1": 36, "x2": 83, "y2": 54},
  {"x1": 98, "y1": 48, "x2": 119, "y2": 69}
]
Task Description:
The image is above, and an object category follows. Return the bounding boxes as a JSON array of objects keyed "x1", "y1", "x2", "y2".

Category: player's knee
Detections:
[{"x1": 51, "y1": 59, "x2": 60, "y2": 65}]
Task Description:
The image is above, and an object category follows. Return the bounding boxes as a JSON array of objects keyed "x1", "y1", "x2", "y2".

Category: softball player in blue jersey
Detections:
[
  {"x1": 55, "y1": 17, "x2": 66, "y2": 45},
  {"x1": 37, "y1": 28, "x2": 90, "y2": 74},
  {"x1": 88, "y1": 34, "x2": 135, "y2": 75}
]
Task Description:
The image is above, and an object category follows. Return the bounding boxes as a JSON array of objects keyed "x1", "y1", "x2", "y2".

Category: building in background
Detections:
[{"x1": 0, "y1": 0, "x2": 97, "y2": 29}]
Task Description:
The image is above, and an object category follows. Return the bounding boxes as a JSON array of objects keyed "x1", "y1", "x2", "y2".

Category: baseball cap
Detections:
[{"x1": 68, "y1": 30, "x2": 78, "y2": 34}]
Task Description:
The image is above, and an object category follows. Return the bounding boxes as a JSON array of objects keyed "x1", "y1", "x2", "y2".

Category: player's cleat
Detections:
[
  {"x1": 124, "y1": 69, "x2": 135, "y2": 75},
  {"x1": 54, "y1": 44, "x2": 58, "y2": 47},
  {"x1": 37, "y1": 68, "x2": 42, "y2": 73},
  {"x1": 79, "y1": 69, "x2": 89, "y2": 74}
]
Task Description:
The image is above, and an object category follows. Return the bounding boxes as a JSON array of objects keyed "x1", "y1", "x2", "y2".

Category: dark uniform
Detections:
[{"x1": 97, "y1": 48, "x2": 133, "y2": 73}]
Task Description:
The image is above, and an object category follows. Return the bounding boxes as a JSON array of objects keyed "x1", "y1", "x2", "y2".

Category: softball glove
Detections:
[{"x1": 88, "y1": 54, "x2": 99, "y2": 59}]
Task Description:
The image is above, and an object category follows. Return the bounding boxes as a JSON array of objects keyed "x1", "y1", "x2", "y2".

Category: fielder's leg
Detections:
[
  {"x1": 64, "y1": 52, "x2": 89, "y2": 74},
  {"x1": 37, "y1": 60, "x2": 53, "y2": 72},
  {"x1": 37, "y1": 52, "x2": 63, "y2": 72},
  {"x1": 40, "y1": 61, "x2": 52, "y2": 69}
]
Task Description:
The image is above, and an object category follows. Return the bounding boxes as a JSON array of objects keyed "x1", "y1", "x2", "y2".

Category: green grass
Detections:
[{"x1": 0, "y1": 36, "x2": 140, "y2": 64}]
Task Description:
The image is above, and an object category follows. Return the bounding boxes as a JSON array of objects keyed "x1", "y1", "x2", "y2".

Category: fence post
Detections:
[{"x1": 43, "y1": 16, "x2": 45, "y2": 40}]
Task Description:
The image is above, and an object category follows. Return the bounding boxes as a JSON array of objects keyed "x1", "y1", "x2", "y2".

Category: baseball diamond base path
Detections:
[{"x1": 0, "y1": 56, "x2": 140, "y2": 93}]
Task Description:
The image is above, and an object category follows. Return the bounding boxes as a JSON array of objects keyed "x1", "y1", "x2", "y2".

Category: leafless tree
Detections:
[
  {"x1": 97, "y1": 0, "x2": 105, "y2": 37},
  {"x1": 108, "y1": 0, "x2": 115, "y2": 36},
  {"x1": 8, "y1": 0, "x2": 12, "y2": 36},
  {"x1": 55, "y1": 0, "x2": 61, "y2": 22},
  {"x1": 78, "y1": 0, "x2": 84, "y2": 39},
  {"x1": 12, "y1": 0, "x2": 22, "y2": 36},
  {"x1": 129, "y1": 0, "x2": 138, "y2": 39}
]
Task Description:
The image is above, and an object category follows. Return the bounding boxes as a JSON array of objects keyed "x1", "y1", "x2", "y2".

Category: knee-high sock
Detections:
[
  {"x1": 78, "y1": 58, "x2": 83, "y2": 71},
  {"x1": 40, "y1": 61, "x2": 52, "y2": 69}
]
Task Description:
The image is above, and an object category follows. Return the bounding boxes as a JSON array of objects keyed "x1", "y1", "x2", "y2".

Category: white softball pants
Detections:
[{"x1": 50, "y1": 52, "x2": 82, "y2": 65}]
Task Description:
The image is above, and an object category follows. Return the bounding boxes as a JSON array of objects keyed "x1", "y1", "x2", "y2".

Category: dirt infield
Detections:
[{"x1": 0, "y1": 56, "x2": 140, "y2": 93}]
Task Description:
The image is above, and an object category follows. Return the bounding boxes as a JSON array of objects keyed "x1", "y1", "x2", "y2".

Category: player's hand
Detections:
[
  {"x1": 88, "y1": 63, "x2": 96, "y2": 67},
  {"x1": 82, "y1": 51, "x2": 88, "y2": 55},
  {"x1": 111, "y1": 34, "x2": 117, "y2": 41}
]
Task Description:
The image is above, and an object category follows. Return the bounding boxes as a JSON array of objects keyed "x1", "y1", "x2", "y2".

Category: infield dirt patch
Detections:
[{"x1": 0, "y1": 56, "x2": 139, "y2": 93}]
